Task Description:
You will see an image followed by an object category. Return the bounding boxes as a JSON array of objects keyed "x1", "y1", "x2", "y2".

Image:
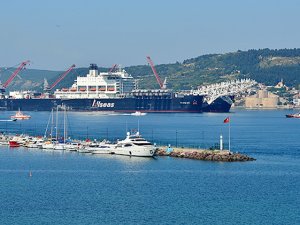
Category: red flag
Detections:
[{"x1": 223, "y1": 117, "x2": 230, "y2": 123}]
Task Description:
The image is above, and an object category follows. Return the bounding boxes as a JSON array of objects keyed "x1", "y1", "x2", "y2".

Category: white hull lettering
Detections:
[{"x1": 92, "y1": 99, "x2": 115, "y2": 108}]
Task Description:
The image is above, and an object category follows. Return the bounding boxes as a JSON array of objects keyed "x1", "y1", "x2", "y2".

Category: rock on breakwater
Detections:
[{"x1": 155, "y1": 147, "x2": 256, "y2": 162}]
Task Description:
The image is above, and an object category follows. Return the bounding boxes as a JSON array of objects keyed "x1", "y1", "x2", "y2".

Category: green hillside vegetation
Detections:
[
  {"x1": 127, "y1": 48, "x2": 300, "y2": 89},
  {"x1": 0, "y1": 68, "x2": 60, "y2": 92},
  {"x1": 2, "y1": 48, "x2": 300, "y2": 92}
]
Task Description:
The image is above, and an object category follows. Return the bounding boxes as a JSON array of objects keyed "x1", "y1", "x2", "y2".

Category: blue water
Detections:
[{"x1": 0, "y1": 110, "x2": 299, "y2": 224}]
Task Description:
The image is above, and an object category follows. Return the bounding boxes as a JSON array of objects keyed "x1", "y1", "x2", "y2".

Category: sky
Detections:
[{"x1": 1, "y1": 0, "x2": 300, "y2": 70}]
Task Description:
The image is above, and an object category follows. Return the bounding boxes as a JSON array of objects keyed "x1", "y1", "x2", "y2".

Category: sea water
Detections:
[{"x1": 0, "y1": 110, "x2": 299, "y2": 224}]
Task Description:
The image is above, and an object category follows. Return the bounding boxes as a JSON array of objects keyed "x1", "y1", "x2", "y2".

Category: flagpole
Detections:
[{"x1": 229, "y1": 118, "x2": 231, "y2": 151}]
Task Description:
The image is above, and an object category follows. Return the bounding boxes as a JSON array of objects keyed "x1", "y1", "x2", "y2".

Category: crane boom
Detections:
[
  {"x1": 146, "y1": 56, "x2": 164, "y2": 89},
  {"x1": 109, "y1": 64, "x2": 117, "y2": 73},
  {"x1": 49, "y1": 64, "x2": 76, "y2": 90},
  {"x1": 3, "y1": 60, "x2": 30, "y2": 88}
]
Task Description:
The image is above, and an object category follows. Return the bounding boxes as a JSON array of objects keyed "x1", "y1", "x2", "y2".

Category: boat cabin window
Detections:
[
  {"x1": 133, "y1": 142, "x2": 152, "y2": 146},
  {"x1": 133, "y1": 138, "x2": 146, "y2": 141},
  {"x1": 124, "y1": 143, "x2": 132, "y2": 147},
  {"x1": 99, "y1": 146, "x2": 110, "y2": 148}
]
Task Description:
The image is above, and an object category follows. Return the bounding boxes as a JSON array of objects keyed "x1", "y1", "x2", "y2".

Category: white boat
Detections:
[
  {"x1": 286, "y1": 112, "x2": 300, "y2": 118},
  {"x1": 25, "y1": 141, "x2": 39, "y2": 148},
  {"x1": 10, "y1": 109, "x2": 31, "y2": 120},
  {"x1": 87, "y1": 140, "x2": 113, "y2": 154},
  {"x1": 77, "y1": 147, "x2": 91, "y2": 153},
  {"x1": 131, "y1": 111, "x2": 147, "y2": 116},
  {"x1": 41, "y1": 141, "x2": 55, "y2": 149},
  {"x1": 64, "y1": 142, "x2": 82, "y2": 151},
  {"x1": 0, "y1": 135, "x2": 10, "y2": 145},
  {"x1": 53, "y1": 143, "x2": 67, "y2": 150},
  {"x1": 112, "y1": 132, "x2": 155, "y2": 157}
]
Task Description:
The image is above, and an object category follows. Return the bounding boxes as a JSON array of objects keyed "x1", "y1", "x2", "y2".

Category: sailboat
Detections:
[
  {"x1": 41, "y1": 108, "x2": 55, "y2": 149},
  {"x1": 53, "y1": 106, "x2": 69, "y2": 150}
]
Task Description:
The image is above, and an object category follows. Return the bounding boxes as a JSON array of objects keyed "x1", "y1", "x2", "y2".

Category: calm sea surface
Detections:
[{"x1": 0, "y1": 109, "x2": 299, "y2": 225}]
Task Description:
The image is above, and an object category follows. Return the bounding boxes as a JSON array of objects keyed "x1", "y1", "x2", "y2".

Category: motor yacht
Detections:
[{"x1": 112, "y1": 132, "x2": 155, "y2": 157}]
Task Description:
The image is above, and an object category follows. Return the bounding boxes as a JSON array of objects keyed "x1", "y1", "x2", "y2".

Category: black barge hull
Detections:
[{"x1": 0, "y1": 95, "x2": 204, "y2": 112}]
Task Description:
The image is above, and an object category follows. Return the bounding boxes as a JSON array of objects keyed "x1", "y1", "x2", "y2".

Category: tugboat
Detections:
[
  {"x1": 286, "y1": 112, "x2": 300, "y2": 118},
  {"x1": 10, "y1": 109, "x2": 31, "y2": 120}
]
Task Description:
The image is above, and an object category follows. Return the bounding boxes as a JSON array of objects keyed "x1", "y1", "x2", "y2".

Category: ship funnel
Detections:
[{"x1": 89, "y1": 63, "x2": 98, "y2": 76}]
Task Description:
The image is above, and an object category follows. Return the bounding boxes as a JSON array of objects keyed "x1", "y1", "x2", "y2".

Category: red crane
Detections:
[
  {"x1": 49, "y1": 64, "x2": 76, "y2": 90},
  {"x1": 146, "y1": 56, "x2": 164, "y2": 89},
  {"x1": 109, "y1": 64, "x2": 117, "y2": 73},
  {"x1": 2, "y1": 60, "x2": 30, "y2": 88}
]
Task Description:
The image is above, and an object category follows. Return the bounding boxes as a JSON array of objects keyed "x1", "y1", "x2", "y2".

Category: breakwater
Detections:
[{"x1": 155, "y1": 147, "x2": 256, "y2": 162}]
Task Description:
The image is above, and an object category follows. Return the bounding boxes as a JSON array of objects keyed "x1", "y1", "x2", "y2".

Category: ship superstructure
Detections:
[{"x1": 55, "y1": 64, "x2": 135, "y2": 99}]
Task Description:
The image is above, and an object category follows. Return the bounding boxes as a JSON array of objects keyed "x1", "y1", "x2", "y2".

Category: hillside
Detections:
[
  {"x1": 127, "y1": 48, "x2": 300, "y2": 90},
  {"x1": 0, "y1": 68, "x2": 60, "y2": 92},
  {"x1": 2, "y1": 48, "x2": 300, "y2": 92}
]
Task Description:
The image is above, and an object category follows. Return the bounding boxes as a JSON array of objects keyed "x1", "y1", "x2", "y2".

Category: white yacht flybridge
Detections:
[{"x1": 54, "y1": 64, "x2": 135, "y2": 99}]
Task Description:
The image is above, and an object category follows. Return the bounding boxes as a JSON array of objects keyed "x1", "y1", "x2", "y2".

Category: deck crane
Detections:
[
  {"x1": 109, "y1": 64, "x2": 117, "y2": 73},
  {"x1": 0, "y1": 60, "x2": 30, "y2": 93},
  {"x1": 146, "y1": 56, "x2": 166, "y2": 89},
  {"x1": 47, "y1": 64, "x2": 76, "y2": 91}
]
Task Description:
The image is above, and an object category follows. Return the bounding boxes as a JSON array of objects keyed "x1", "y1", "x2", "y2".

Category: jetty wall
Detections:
[{"x1": 155, "y1": 147, "x2": 255, "y2": 162}]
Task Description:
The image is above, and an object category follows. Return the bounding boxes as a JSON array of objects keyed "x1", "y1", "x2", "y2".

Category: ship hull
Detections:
[
  {"x1": 0, "y1": 95, "x2": 204, "y2": 112},
  {"x1": 202, "y1": 95, "x2": 234, "y2": 113}
]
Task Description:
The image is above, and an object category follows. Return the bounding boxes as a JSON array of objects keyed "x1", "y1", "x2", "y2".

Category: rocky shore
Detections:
[{"x1": 155, "y1": 147, "x2": 256, "y2": 162}]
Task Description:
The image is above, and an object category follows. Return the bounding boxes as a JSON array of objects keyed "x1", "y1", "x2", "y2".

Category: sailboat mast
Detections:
[
  {"x1": 50, "y1": 108, "x2": 54, "y2": 140},
  {"x1": 44, "y1": 110, "x2": 52, "y2": 138},
  {"x1": 63, "y1": 106, "x2": 67, "y2": 143},
  {"x1": 56, "y1": 106, "x2": 58, "y2": 141}
]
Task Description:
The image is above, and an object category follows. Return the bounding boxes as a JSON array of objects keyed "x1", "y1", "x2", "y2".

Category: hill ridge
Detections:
[{"x1": 1, "y1": 48, "x2": 300, "y2": 91}]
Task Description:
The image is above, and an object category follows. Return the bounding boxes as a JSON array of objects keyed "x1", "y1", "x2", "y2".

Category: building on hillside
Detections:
[
  {"x1": 245, "y1": 90, "x2": 279, "y2": 108},
  {"x1": 293, "y1": 93, "x2": 300, "y2": 106},
  {"x1": 274, "y1": 79, "x2": 288, "y2": 90}
]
